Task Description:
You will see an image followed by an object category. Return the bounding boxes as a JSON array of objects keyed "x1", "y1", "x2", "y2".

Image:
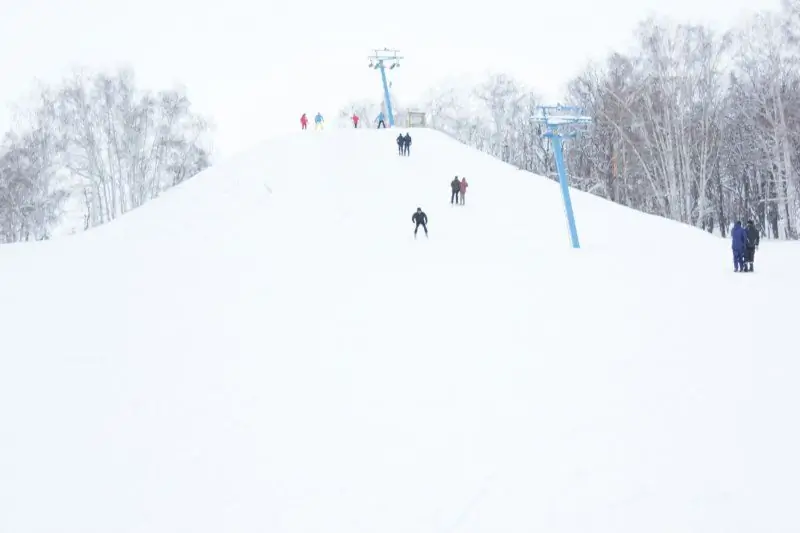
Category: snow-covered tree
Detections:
[
  {"x1": 1, "y1": 68, "x2": 214, "y2": 240},
  {"x1": 421, "y1": 74, "x2": 549, "y2": 174},
  {"x1": 0, "y1": 129, "x2": 67, "y2": 243},
  {"x1": 52, "y1": 69, "x2": 213, "y2": 227}
]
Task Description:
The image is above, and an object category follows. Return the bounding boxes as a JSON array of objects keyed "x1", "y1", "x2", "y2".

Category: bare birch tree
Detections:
[{"x1": 53, "y1": 69, "x2": 212, "y2": 227}]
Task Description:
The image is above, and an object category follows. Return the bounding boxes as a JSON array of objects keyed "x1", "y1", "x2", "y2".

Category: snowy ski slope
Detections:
[{"x1": 1, "y1": 128, "x2": 799, "y2": 533}]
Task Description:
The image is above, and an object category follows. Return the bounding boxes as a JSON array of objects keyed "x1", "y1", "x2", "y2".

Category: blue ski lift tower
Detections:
[
  {"x1": 532, "y1": 104, "x2": 592, "y2": 249},
  {"x1": 368, "y1": 48, "x2": 402, "y2": 127}
]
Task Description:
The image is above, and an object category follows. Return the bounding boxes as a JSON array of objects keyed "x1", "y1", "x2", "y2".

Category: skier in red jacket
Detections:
[
  {"x1": 352, "y1": 114, "x2": 359, "y2": 128},
  {"x1": 300, "y1": 113, "x2": 308, "y2": 130}
]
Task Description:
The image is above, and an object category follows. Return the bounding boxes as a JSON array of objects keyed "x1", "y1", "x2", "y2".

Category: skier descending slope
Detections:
[
  {"x1": 731, "y1": 220, "x2": 747, "y2": 272},
  {"x1": 412, "y1": 207, "x2": 428, "y2": 239}
]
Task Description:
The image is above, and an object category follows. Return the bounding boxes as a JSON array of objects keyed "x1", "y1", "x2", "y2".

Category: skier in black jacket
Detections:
[
  {"x1": 450, "y1": 176, "x2": 460, "y2": 204},
  {"x1": 744, "y1": 220, "x2": 760, "y2": 272},
  {"x1": 396, "y1": 134, "x2": 404, "y2": 155},
  {"x1": 403, "y1": 133, "x2": 411, "y2": 156},
  {"x1": 412, "y1": 207, "x2": 428, "y2": 238}
]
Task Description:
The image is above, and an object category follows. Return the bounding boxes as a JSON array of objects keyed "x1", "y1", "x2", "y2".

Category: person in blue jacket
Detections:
[
  {"x1": 314, "y1": 112, "x2": 324, "y2": 130},
  {"x1": 731, "y1": 220, "x2": 747, "y2": 272},
  {"x1": 376, "y1": 111, "x2": 386, "y2": 128}
]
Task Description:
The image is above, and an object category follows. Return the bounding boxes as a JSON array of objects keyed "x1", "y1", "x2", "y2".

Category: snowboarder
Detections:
[
  {"x1": 731, "y1": 220, "x2": 747, "y2": 272},
  {"x1": 300, "y1": 113, "x2": 308, "y2": 130},
  {"x1": 376, "y1": 111, "x2": 386, "y2": 129},
  {"x1": 403, "y1": 133, "x2": 411, "y2": 156},
  {"x1": 412, "y1": 207, "x2": 428, "y2": 238},
  {"x1": 352, "y1": 113, "x2": 360, "y2": 128},
  {"x1": 450, "y1": 176, "x2": 461, "y2": 205},
  {"x1": 744, "y1": 219, "x2": 760, "y2": 272},
  {"x1": 314, "y1": 112, "x2": 324, "y2": 130},
  {"x1": 459, "y1": 177, "x2": 468, "y2": 205},
  {"x1": 397, "y1": 133, "x2": 404, "y2": 155}
]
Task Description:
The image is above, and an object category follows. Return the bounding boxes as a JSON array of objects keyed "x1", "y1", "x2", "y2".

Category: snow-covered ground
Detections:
[{"x1": 1, "y1": 128, "x2": 798, "y2": 533}]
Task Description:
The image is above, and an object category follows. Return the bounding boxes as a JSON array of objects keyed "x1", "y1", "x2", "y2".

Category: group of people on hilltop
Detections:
[
  {"x1": 731, "y1": 219, "x2": 760, "y2": 272},
  {"x1": 299, "y1": 111, "x2": 393, "y2": 130}
]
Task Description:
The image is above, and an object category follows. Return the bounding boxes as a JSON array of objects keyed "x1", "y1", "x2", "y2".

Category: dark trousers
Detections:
[
  {"x1": 451, "y1": 190, "x2": 459, "y2": 204},
  {"x1": 733, "y1": 249, "x2": 745, "y2": 271},
  {"x1": 301, "y1": 123, "x2": 307, "y2": 130},
  {"x1": 378, "y1": 120, "x2": 386, "y2": 128},
  {"x1": 353, "y1": 123, "x2": 358, "y2": 128},
  {"x1": 403, "y1": 144, "x2": 409, "y2": 155},
  {"x1": 414, "y1": 222, "x2": 427, "y2": 236},
  {"x1": 745, "y1": 247, "x2": 756, "y2": 263},
  {"x1": 398, "y1": 144, "x2": 403, "y2": 155}
]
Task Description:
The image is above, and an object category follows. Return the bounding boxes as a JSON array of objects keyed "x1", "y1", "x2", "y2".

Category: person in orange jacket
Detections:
[
  {"x1": 352, "y1": 113, "x2": 359, "y2": 128},
  {"x1": 459, "y1": 177, "x2": 468, "y2": 205},
  {"x1": 300, "y1": 113, "x2": 308, "y2": 130}
]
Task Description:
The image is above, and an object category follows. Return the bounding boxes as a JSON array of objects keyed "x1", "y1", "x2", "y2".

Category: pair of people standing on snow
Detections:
[
  {"x1": 396, "y1": 133, "x2": 412, "y2": 156},
  {"x1": 450, "y1": 176, "x2": 468, "y2": 205},
  {"x1": 411, "y1": 176, "x2": 468, "y2": 240},
  {"x1": 300, "y1": 113, "x2": 324, "y2": 130},
  {"x1": 731, "y1": 220, "x2": 760, "y2": 272}
]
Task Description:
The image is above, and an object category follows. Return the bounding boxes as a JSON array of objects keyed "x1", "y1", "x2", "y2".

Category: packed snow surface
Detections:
[{"x1": 1, "y1": 128, "x2": 798, "y2": 533}]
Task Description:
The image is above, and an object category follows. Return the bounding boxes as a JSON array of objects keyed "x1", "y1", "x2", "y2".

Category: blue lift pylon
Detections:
[
  {"x1": 368, "y1": 48, "x2": 403, "y2": 127},
  {"x1": 532, "y1": 104, "x2": 592, "y2": 249}
]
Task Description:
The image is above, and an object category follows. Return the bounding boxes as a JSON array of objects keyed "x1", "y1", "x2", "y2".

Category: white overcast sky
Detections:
[{"x1": 0, "y1": 0, "x2": 779, "y2": 158}]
